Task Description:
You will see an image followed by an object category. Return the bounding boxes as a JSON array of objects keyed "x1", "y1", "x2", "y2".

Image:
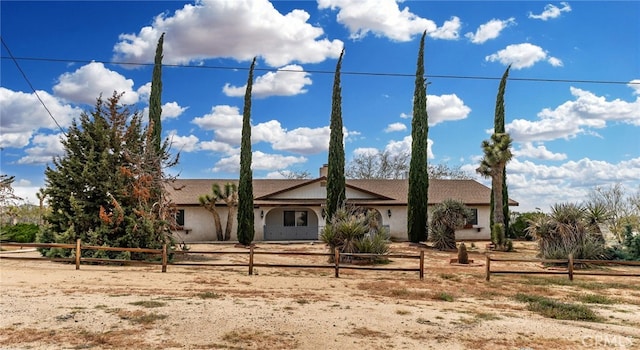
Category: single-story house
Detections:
[{"x1": 166, "y1": 167, "x2": 518, "y2": 243}]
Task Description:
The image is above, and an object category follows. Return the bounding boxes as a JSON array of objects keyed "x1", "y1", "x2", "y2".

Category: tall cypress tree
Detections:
[
  {"x1": 326, "y1": 48, "x2": 346, "y2": 220},
  {"x1": 490, "y1": 65, "x2": 511, "y2": 236},
  {"x1": 407, "y1": 31, "x2": 429, "y2": 243},
  {"x1": 237, "y1": 57, "x2": 256, "y2": 246},
  {"x1": 149, "y1": 33, "x2": 164, "y2": 153}
]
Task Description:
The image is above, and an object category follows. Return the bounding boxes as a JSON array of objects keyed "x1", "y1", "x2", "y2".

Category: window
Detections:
[
  {"x1": 175, "y1": 209, "x2": 185, "y2": 227},
  {"x1": 284, "y1": 210, "x2": 307, "y2": 227},
  {"x1": 466, "y1": 208, "x2": 478, "y2": 226}
]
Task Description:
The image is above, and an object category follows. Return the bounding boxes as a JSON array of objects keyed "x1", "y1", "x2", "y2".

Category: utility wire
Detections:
[
  {"x1": 0, "y1": 39, "x2": 67, "y2": 136},
  {"x1": 2, "y1": 55, "x2": 637, "y2": 86}
]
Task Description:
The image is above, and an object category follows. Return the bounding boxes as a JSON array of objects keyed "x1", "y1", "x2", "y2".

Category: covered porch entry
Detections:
[{"x1": 263, "y1": 207, "x2": 321, "y2": 241}]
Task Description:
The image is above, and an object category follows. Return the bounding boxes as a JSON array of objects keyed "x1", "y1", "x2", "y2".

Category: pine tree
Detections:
[
  {"x1": 237, "y1": 57, "x2": 256, "y2": 246},
  {"x1": 40, "y1": 92, "x2": 172, "y2": 259},
  {"x1": 407, "y1": 31, "x2": 429, "y2": 243},
  {"x1": 326, "y1": 49, "x2": 346, "y2": 220}
]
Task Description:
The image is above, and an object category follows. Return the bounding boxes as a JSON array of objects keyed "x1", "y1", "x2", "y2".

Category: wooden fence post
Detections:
[
  {"x1": 568, "y1": 253, "x2": 574, "y2": 281},
  {"x1": 161, "y1": 244, "x2": 167, "y2": 273},
  {"x1": 419, "y1": 250, "x2": 424, "y2": 280},
  {"x1": 249, "y1": 245, "x2": 254, "y2": 275},
  {"x1": 75, "y1": 239, "x2": 81, "y2": 270},
  {"x1": 485, "y1": 255, "x2": 491, "y2": 281},
  {"x1": 334, "y1": 250, "x2": 340, "y2": 278}
]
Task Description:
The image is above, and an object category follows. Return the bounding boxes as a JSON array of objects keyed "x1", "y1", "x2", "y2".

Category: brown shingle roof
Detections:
[{"x1": 166, "y1": 178, "x2": 518, "y2": 207}]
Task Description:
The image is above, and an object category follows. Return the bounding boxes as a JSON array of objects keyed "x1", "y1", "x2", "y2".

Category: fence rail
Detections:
[
  {"x1": 486, "y1": 254, "x2": 640, "y2": 281},
  {"x1": 0, "y1": 241, "x2": 424, "y2": 280}
]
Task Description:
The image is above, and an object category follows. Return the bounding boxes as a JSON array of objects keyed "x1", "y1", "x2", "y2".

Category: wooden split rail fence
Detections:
[
  {"x1": 486, "y1": 254, "x2": 640, "y2": 281},
  {"x1": 0, "y1": 241, "x2": 425, "y2": 280}
]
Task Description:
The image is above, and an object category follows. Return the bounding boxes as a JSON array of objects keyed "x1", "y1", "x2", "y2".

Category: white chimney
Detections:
[{"x1": 319, "y1": 164, "x2": 328, "y2": 178}]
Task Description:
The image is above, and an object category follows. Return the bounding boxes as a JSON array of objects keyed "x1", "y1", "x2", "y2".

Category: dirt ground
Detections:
[{"x1": 1, "y1": 241, "x2": 639, "y2": 350}]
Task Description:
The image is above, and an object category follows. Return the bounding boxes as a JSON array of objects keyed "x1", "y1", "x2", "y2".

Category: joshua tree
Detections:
[
  {"x1": 477, "y1": 133, "x2": 513, "y2": 249},
  {"x1": 198, "y1": 188, "x2": 224, "y2": 241},
  {"x1": 218, "y1": 183, "x2": 238, "y2": 241}
]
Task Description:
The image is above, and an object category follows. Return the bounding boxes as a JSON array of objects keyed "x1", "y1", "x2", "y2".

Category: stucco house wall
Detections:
[{"x1": 167, "y1": 175, "x2": 517, "y2": 243}]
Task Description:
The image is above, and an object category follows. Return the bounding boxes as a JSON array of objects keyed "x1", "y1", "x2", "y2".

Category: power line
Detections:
[
  {"x1": 0, "y1": 40, "x2": 67, "y2": 136},
  {"x1": 2, "y1": 55, "x2": 637, "y2": 86}
]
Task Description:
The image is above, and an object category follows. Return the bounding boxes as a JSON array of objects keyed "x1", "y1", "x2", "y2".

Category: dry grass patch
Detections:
[
  {"x1": 349, "y1": 327, "x2": 390, "y2": 339},
  {"x1": 221, "y1": 329, "x2": 299, "y2": 349},
  {"x1": 197, "y1": 291, "x2": 223, "y2": 299},
  {"x1": 129, "y1": 300, "x2": 166, "y2": 308},
  {"x1": 117, "y1": 309, "x2": 168, "y2": 325},
  {"x1": 0, "y1": 327, "x2": 162, "y2": 349}
]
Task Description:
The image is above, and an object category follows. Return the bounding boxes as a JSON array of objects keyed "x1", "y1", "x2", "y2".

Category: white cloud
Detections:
[
  {"x1": 485, "y1": 43, "x2": 562, "y2": 69},
  {"x1": 167, "y1": 130, "x2": 199, "y2": 152},
  {"x1": 142, "y1": 101, "x2": 188, "y2": 121},
  {"x1": 318, "y1": 0, "x2": 459, "y2": 41},
  {"x1": 430, "y1": 16, "x2": 462, "y2": 40},
  {"x1": 628, "y1": 79, "x2": 640, "y2": 95},
  {"x1": 506, "y1": 86, "x2": 640, "y2": 142},
  {"x1": 465, "y1": 18, "x2": 515, "y2": 44},
  {"x1": 384, "y1": 122, "x2": 407, "y2": 133},
  {"x1": 385, "y1": 136, "x2": 434, "y2": 159},
  {"x1": 528, "y1": 2, "x2": 572, "y2": 21},
  {"x1": 547, "y1": 56, "x2": 563, "y2": 67},
  {"x1": 193, "y1": 105, "x2": 335, "y2": 155},
  {"x1": 505, "y1": 157, "x2": 640, "y2": 212},
  {"x1": 256, "y1": 122, "x2": 332, "y2": 155},
  {"x1": 192, "y1": 105, "x2": 243, "y2": 145},
  {"x1": 16, "y1": 133, "x2": 65, "y2": 165},
  {"x1": 137, "y1": 82, "x2": 152, "y2": 101},
  {"x1": 0, "y1": 88, "x2": 80, "y2": 148},
  {"x1": 161, "y1": 102, "x2": 188, "y2": 119},
  {"x1": 200, "y1": 139, "x2": 237, "y2": 155},
  {"x1": 427, "y1": 94, "x2": 472, "y2": 125},
  {"x1": 353, "y1": 147, "x2": 380, "y2": 157},
  {"x1": 512, "y1": 142, "x2": 567, "y2": 161},
  {"x1": 113, "y1": 0, "x2": 343, "y2": 67},
  {"x1": 212, "y1": 151, "x2": 306, "y2": 173},
  {"x1": 53, "y1": 62, "x2": 139, "y2": 105},
  {"x1": 223, "y1": 65, "x2": 312, "y2": 98}
]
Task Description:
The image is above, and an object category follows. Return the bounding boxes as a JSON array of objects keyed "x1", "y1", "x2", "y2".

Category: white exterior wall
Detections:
[
  {"x1": 173, "y1": 206, "x2": 263, "y2": 243},
  {"x1": 454, "y1": 206, "x2": 491, "y2": 241},
  {"x1": 172, "y1": 202, "x2": 493, "y2": 242}
]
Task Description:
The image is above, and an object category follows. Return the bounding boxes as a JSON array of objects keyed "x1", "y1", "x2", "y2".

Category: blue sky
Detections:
[{"x1": 1, "y1": 0, "x2": 639, "y2": 212}]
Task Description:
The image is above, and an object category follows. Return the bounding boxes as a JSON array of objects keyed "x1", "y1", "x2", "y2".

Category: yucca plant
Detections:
[
  {"x1": 429, "y1": 199, "x2": 473, "y2": 251},
  {"x1": 527, "y1": 203, "x2": 608, "y2": 261},
  {"x1": 321, "y1": 204, "x2": 389, "y2": 263}
]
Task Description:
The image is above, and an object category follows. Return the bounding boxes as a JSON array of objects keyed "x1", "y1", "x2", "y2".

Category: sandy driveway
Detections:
[{"x1": 1, "y1": 242, "x2": 639, "y2": 349}]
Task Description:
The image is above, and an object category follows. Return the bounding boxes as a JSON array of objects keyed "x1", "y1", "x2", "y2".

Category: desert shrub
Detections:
[
  {"x1": 321, "y1": 204, "x2": 389, "y2": 263},
  {"x1": 508, "y1": 212, "x2": 543, "y2": 240},
  {"x1": 608, "y1": 225, "x2": 640, "y2": 261},
  {"x1": 0, "y1": 223, "x2": 39, "y2": 243}
]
